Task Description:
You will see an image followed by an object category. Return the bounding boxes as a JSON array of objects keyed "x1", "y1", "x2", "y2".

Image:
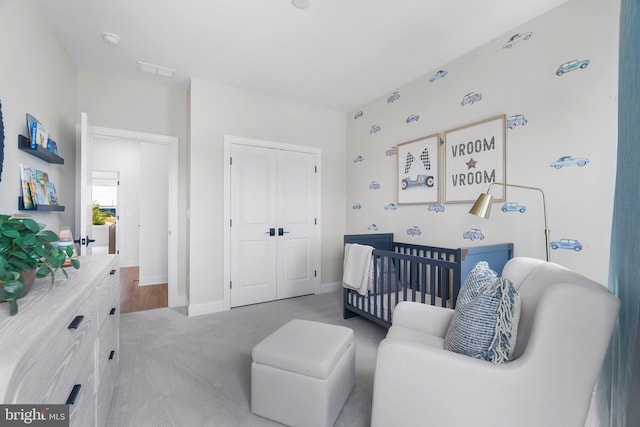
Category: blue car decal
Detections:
[
  {"x1": 501, "y1": 202, "x2": 527, "y2": 213},
  {"x1": 556, "y1": 59, "x2": 590, "y2": 76},
  {"x1": 503, "y1": 32, "x2": 532, "y2": 49},
  {"x1": 387, "y1": 91, "x2": 400, "y2": 103},
  {"x1": 550, "y1": 239, "x2": 583, "y2": 251},
  {"x1": 407, "y1": 226, "x2": 421, "y2": 236},
  {"x1": 507, "y1": 114, "x2": 528, "y2": 129},
  {"x1": 429, "y1": 70, "x2": 448, "y2": 82},
  {"x1": 550, "y1": 155, "x2": 589, "y2": 168},
  {"x1": 463, "y1": 228, "x2": 484, "y2": 241}
]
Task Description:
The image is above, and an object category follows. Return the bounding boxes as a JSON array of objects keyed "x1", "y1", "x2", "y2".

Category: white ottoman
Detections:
[{"x1": 251, "y1": 319, "x2": 355, "y2": 427}]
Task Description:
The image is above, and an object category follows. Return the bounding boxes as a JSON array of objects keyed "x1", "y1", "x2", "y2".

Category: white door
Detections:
[
  {"x1": 230, "y1": 144, "x2": 317, "y2": 307},
  {"x1": 276, "y1": 150, "x2": 317, "y2": 299},
  {"x1": 77, "y1": 112, "x2": 93, "y2": 256},
  {"x1": 230, "y1": 145, "x2": 278, "y2": 306}
]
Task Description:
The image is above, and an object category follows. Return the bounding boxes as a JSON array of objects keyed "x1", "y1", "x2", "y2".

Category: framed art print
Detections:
[
  {"x1": 444, "y1": 115, "x2": 506, "y2": 203},
  {"x1": 397, "y1": 133, "x2": 440, "y2": 205}
]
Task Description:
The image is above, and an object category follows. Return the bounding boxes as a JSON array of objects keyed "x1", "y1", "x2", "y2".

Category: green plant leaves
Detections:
[
  {"x1": 36, "y1": 229, "x2": 59, "y2": 242},
  {"x1": 2, "y1": 229, "x2": 20, "y2": 239},
  {"x1": 0, "y1": 215, "x2": 80, "y2": 315}
]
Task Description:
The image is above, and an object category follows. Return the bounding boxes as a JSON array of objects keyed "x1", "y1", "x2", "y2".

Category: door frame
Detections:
[
  {"x1": 88, "y1": 125, "x2": 182, "y2": 308},
  {"x1": 223, "y1": 135, "x2": 322, "y2": 311}
]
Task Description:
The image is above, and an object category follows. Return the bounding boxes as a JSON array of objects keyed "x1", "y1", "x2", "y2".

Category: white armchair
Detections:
[{"x1": 371, "y1": 257, "x2": 620, "y2": 427}]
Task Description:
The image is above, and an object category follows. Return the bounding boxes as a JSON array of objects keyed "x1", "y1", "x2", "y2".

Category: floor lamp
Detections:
[{"x1": 469, "y1": 182, "x2": 550, "y2": 262}]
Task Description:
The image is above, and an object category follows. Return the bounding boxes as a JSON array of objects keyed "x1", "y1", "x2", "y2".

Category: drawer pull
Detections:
[
  {"x1": 68, "y1": 315, "x2": 84, "y2": 330},
  {"x1": 109, "y1": 350, "x2": 115, "y2": 360},
  {"x1": 66, "y1": 384, "x2": 82, "y2": 405},
  {"x1": 109, "y1": 269, "x2": 116, "y2": 275},
  {"x1": 110, "y1": 307, "x2": 117, "y2": 315}
]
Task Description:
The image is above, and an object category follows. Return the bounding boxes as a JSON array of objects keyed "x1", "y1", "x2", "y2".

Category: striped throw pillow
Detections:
[{"x1": 444, "y1": 262, "x2": 521, "y2": 364}]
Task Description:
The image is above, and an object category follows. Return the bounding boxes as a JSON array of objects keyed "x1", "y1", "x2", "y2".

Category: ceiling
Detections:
[{"x1": 33, "y1": 0, "x2": 571, "y2": 112}]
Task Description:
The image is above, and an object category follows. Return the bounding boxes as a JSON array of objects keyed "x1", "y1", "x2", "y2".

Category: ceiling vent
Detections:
[{"x1": 137, "y1": 61, "x2": 175, "y2": 78}]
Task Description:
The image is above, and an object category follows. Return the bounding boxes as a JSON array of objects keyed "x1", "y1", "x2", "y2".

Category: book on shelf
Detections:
[
  {"x1": 34, "y1": 169, "x2": 50, "y2": 206},
  {"x1": 47, "y1": 139, "x2": 58, "y2": 155},
  {"x1": 45, "y1": 182, "x2": 58, "y2": 205},
  {"x1": 19, "y1": 163, "x2": 36, "y2": 209},
  {"x1": 26, "y1": 114, "x2": 48, "y2": 149}
]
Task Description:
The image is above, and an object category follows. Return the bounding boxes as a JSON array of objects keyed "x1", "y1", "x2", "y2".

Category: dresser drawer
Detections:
[
  {"x1": 12, "y1": 293, "x2": 98, "y2": 404},
  {"x1": 97, "y1": 318, "x2": 118, "y2": 384},
  {"x1": 96, "y1": 351, "x2": 117, "y2": 427},
  {"x1": 97, "y1": 268, "x2": 120, "y2": 330},
  {"x1": 69, "y1": 363, "x2": 96, "y2": 427}
]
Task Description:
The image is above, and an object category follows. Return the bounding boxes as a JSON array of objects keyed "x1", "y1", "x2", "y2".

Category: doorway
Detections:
[
  {"x1": 78, "y1": 118, "x2": 181, "y2": 308},
  {"x1": 224, "y1": 135, "x2": 321, "y2": 309}
]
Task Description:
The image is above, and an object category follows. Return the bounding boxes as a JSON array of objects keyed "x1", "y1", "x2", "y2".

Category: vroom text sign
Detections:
[{"x1": 444, "y1": 115, "x2": 506, "y2": 203}]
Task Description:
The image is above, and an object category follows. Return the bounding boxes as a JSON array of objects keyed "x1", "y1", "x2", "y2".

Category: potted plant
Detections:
[{"x1": 0, "y1": 214, "x2": 80, "y2": 315}]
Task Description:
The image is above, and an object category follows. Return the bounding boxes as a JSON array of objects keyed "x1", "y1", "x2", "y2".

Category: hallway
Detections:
[{"x1": 120, "y1": 267, "x2": 168, "y2": 313}]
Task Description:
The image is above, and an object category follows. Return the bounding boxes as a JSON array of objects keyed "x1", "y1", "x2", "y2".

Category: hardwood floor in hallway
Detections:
[{"x1": 120, "y1": 266, "x2": 168, "y2": 313}]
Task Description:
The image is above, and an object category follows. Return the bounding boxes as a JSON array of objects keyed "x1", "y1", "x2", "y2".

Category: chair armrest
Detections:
[
  {"x1": 371, "y1": 338, "x2": 522, "y2": 427},
  {"x1": 392, "y1": 301, "x2": 454, "y2": 337}
]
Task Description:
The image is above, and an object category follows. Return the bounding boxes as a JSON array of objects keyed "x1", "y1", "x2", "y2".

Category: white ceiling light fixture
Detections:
[
  {"x1": 101, "y1": 32, "x2": 120, "y2": 46},
  {"x1": 137, "y1": 61, "x2": 175, "y2": 79},
  {"x1": 292, "y1": 0, "x2": 309, "y2": 9}
]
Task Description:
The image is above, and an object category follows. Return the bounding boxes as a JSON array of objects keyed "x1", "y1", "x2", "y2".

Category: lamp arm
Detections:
[{"x1": 486, "y1": 182, "x2": 550, "y2": 262}]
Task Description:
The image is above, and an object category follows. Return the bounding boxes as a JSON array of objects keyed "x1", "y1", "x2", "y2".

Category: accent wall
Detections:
[{"x1": 346, "y1": 0, "x2": 620, "y2": 285}]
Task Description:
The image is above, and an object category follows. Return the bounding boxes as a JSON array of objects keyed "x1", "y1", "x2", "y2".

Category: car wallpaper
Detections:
[{"x1": 345, "y1": 0, "x2": 618, "y2": 283}]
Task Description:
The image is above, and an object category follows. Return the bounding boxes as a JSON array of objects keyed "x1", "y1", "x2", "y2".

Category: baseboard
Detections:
[
  {"x1": 317, "y1": 281, "x2": 342, "y2": 294},
  {"x1": 187, "y1": 299, "x2": 228, "y2": 317},
  {"x1": 138, "y1": 274, "x2": 168, "y2": 286}
]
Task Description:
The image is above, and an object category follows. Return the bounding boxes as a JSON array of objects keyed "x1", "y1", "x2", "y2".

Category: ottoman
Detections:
[{"x1": 251, "y1": 319, "x2": 355, "y2": 427}]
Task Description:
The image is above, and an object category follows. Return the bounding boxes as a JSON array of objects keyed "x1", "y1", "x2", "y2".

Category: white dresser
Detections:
[{"x1": 0, "y1": 255, "x2": 120, "y2": 427}]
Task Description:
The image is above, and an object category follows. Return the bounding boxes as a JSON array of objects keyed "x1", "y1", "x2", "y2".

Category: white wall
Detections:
[
  {"x1": 188, "y1": 79, "x2": 347, "y2": 313},
  {"x1": 0, "y1": 0, "x2": 77, "y2": 232},
  {"x1": 92, "y1": 138, "x2": 141, "y2": 267},
  {"x1": 139, "y1": 142, "x2": 169, "y2": 285},
  {"x1": 346, "y1": 0, "x2": 620, "y2": 284},
  {"x1": 77, "y1": 70, "x2": 189, "y2": 297}
]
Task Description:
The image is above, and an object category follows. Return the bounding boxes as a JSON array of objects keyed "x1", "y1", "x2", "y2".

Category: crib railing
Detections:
[{"x1": 343, "y1": 248, "x2": 459, "y2": 329}]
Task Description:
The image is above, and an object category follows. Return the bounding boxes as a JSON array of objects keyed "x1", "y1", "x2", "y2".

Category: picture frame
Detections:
[
  {"x1": 443, "y1": 115, "x2": 506, "y2": 203},
  {"x1": 397, "y1": 133, "x2": 440, "y2": 205}
]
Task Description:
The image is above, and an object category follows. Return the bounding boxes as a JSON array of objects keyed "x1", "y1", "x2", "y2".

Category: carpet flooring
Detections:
[{"x1": 106, "y1": 291, "x2": 387, "y2": 427}]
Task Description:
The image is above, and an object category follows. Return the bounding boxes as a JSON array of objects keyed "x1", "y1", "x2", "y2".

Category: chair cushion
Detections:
[
  {"x1": 252, "y1": 319, "x2": 354, "y2": 379},
  {"x1": 444, "y1": 262, "x2": 521, "y2": 364}
]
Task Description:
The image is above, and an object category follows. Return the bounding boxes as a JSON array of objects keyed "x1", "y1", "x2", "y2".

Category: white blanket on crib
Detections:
[{"x1": 342, "y1": 243, "x2": 374, "y2": 296}]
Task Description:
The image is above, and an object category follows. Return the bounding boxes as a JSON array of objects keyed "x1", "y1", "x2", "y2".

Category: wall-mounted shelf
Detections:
[
  {"x1": 18, "y1": 197, "x2": 65, "y2": 212},
  {"x1": 18, "y1": 135, "x2": 64, "y2": 164}
]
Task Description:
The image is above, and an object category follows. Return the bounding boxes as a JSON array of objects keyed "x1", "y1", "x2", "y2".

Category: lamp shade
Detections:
[{"x1": 469, "y1": 192, "x2": 494, "y2": 219}]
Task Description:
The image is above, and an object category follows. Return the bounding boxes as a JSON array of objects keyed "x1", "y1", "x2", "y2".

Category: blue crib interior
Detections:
[{"x1": 343, "y1": 233, "x2": 513, "y2": 329}]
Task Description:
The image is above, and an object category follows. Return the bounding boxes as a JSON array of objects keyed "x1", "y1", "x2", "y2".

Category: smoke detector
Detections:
[
  {"x1": 292, "y1": 0, "x2": 309, "y2": 9},
  {"x1": 102, "y1": 32, "x2": 120, "y2": 46}
]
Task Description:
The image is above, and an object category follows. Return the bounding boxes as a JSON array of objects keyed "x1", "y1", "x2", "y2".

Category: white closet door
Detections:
[
  {"x1": 276, "y1": 150, "x2": 317, "y2": 299},
  {"x1": 230, "y1": 145, "x2": 278, "y2": 307},
  {"x1": 230, "y1": 143, "x2": 317, "y2": 308}
]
